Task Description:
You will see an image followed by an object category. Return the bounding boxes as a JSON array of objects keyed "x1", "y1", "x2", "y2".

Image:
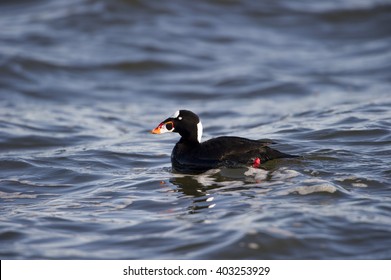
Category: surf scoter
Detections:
[{"x1": 152, "y1": 110, "x2": 297, "y2": 174}]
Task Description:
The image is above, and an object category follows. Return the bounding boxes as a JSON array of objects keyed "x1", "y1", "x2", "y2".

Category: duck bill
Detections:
[
  {"x1": 151, "y1": 123, "x2": 163, "y2": 134},
  {"x1": 151, "y1": 121, "x2": 174, "y2": 134}
]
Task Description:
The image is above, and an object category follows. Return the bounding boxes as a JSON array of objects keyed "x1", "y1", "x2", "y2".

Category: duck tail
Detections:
[{"x1": 265, "y1": 146, "x2": 299, "y2": 160}]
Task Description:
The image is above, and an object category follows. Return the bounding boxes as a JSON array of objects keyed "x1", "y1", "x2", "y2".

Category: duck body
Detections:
[
  {"x1": 152, "y1": 110, "x2": 297, "y2": 174},
  {"x1": 172, "y1": 136, "x2": 295, "y2": 173}
]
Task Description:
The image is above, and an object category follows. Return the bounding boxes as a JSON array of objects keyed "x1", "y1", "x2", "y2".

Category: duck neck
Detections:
[
  {"x1": 179, "y1": 133, "x2": 200, "y2": 145},
  {"x1": 178, "y1": 121, "x2": 203, "y2": 145}
]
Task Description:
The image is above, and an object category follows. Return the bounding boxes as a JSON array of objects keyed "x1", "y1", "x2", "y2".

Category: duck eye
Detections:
[{"x1": 165, "y1": 121, "x2": 174, "y2": 130}]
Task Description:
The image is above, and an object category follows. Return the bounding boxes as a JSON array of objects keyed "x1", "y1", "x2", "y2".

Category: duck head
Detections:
[{"x1": 151, "y1": 110, "x2": 203, "y2": 143}]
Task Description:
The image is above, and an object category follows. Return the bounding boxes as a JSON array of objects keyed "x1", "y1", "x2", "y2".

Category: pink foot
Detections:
[{"x1": 252, "y1": 157, "x2": 261, "y2": 168}]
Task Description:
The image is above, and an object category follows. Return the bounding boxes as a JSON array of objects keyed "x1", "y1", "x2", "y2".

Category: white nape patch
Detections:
[
  {"x1": 197, "y1": 121, "x2": 203, "y2": 143},
  {"x1": 171, "y1": 110, "x2": 180, "y2": 118}
]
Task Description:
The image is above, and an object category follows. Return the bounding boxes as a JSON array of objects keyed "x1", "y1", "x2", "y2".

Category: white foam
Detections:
[
  {"x1": 244, "y1": 167, "x2": 268, "y2": 181},
  {"x1": 195, "y1": 173, "x2": 216, "y2": 186},
  {"x1": 248, "y1": 243, "x2": 260, "y2": 250},
  {"x1": 288, "y1": 184, "x2": 338, "y2": 195},
  {"x1": 352, "y1": 183, "x2": 368, "y2": 188},
  {"x1": 266, "y1": 226, "x2": 295, "y2": 238},
  {"x1": 272, "y1": 167, "x2": 301, "y2": 180},
  {"x1": 335, "y1": 176, "x2": 368, "y2": 188},
  {"x1": 278, "y1": 178, "x2": 342, "y2": 195}
]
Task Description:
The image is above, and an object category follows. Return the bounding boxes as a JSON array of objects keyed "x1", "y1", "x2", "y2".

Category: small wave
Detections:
[
  {"x1": 286, "y1": 184, "x2": 337, "y2": 195},
  {"x1": 335, "y1": 175, "x2": 388, "y2": 189},
  {"x1": 0, "y1": 190, "x2": 37, "y2": 199},
  {"x1": 277, "y1": 178, "x2": 348, "y2": 196},
  {"x1": 170, "y1": 166, "x2": 346, "y2": 197}
]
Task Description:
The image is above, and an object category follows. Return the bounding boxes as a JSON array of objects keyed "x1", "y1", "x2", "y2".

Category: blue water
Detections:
[{"x1": 1, "y1": 0, "x2": 390, "y2": 259}]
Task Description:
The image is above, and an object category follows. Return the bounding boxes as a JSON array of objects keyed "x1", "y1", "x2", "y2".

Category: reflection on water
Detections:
[{"x1": 169, "y1": 162, "x2": 350, "y2": 216}]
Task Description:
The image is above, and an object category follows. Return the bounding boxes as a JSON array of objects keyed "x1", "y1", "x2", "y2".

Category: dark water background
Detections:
[{"x1": 1, "y1": 0, "x2": 391, "y2": 259}]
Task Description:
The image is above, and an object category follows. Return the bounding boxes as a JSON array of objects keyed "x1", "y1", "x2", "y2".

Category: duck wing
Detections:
[{"x1": 198, "y1": 136, "x2": 295, "y2": 165}]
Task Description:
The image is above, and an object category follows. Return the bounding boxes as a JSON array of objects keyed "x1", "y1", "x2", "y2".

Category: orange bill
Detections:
[{"x1": 151, "y1": 123, "x2": 163, "y2": 134}]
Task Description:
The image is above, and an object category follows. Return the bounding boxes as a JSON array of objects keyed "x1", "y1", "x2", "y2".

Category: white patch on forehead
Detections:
[
  {"x1": 171, "y1": 110, "x2": 180, "y2": 118},
  {"x1": 197, "y1": 121, "x2": 203, "y2": 143}
]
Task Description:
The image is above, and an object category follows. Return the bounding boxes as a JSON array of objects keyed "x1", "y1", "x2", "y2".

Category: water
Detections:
[{"x1": 1, "y1": 0, "x2": 391, "y2": 259}]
